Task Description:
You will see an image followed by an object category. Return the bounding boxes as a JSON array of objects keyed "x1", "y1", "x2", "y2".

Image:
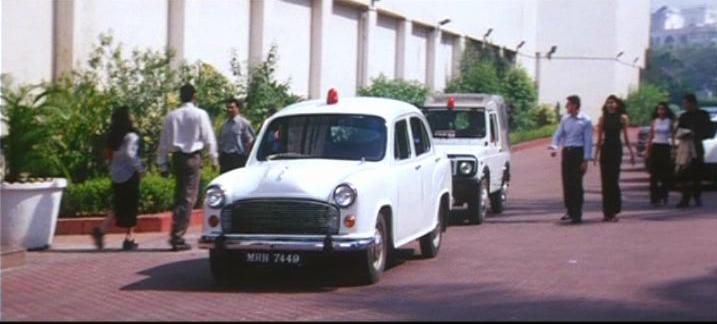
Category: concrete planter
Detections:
[{"x1": 1, "y1": 178, "x2": 67, "y2": 250}]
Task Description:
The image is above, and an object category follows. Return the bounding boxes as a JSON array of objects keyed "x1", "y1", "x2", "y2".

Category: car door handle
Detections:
[
  {"x1": 435, "y1": 157, "x2": 441, "y2": 162},
  {"x1": 415, "y1": 164, "x2": 422, "y2": 170}
]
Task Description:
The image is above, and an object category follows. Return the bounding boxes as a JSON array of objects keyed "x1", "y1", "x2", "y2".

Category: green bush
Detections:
[
  {"x1": 625, "y1": 83, "x2": 670, "y2": 126},
  {"x1": 501, "y1": 67, "x2": 538, "y2": 130},
  {"x1": 357, "y1": 74, "x2": 430, "y2": 107},
  {"x1": 59, "y1": 167, "x2": 222, "y2": 218},
  {"x1": 530, "y1": 104, "x2": 558, "y2": 127},
  {"x1": 509, "y1": 124, "x2": 558, "y2": 145}
]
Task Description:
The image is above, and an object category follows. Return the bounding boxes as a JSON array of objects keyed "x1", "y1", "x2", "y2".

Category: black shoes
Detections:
[
  {"x1": 91, "y1": 227, "x2": 105, "y2": 250},
  {"x1": 560, "y1": 214, "x2": 570, "y2": 221},
  {"x1": 122, "y1": 239, "x2": 139, "y2": 251},
  {"x1": 170, "y1": 240, "x2": 192, "y2": 251}
]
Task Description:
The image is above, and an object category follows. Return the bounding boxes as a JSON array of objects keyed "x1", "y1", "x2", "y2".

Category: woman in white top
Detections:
[
  {"x1": 91, "y1": 106, "x2": 146, "y2": 250},
  {"x1": 646, "y1": 102, "x2": 676, "y2": 206}
]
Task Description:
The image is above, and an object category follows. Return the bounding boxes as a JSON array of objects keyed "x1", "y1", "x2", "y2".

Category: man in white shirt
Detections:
[{"x1": 157, "y1": 84, "x2": 218, "y2": 251}]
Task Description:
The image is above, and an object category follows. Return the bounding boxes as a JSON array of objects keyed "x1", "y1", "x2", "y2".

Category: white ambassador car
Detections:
[{"x1": 199, "y1": 90, "x2": 452, "y2": 284}]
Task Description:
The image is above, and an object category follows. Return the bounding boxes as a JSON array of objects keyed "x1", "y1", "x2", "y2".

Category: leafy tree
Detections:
[
  {"x1": 624, "y1": 83, "x2": 669, "y2": 126},
  {"x1": 500, "y1": 67, "x2": 538, "y2": 130},
  {"x1": 445, "y1": 46, "x2": 501, "y2": 94},
  {"x1": 643, "y1": 45, "x2": 717, "y2": 103},
  {"x1": 357, "y1": 74, "x2": 430, "y2": 107}
]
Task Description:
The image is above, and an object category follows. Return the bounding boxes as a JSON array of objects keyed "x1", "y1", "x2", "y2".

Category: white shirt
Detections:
[
  {"x1": 156, "y1": 102, "x2": 218, "y2": 170},
  {"x1": 110, "y1": 132, "x2": 146, "y2": 183},
  {"x1": 651, "y1": 118, "x2": 672, "y2": 145}
]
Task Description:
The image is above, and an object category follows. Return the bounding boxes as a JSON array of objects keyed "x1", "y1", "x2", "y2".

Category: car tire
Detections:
[
  {"x1": 209, "y1": 248, "x2": 237, "y2": 285},
  {"x1": 490, "y1": 172, "x2": 509, "y2": 213},
  {"x1": 468, "y1": 178, "x2": 489, "y2": 224},
  {"x1": 357, "y1": 214, "x2": 388, "y2": 285},
  {"x1": 419, "y1": 200, "x2": 445, "y2": 258}
]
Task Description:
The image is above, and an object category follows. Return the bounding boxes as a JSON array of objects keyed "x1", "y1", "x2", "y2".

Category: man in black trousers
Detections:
[
  {"x1": 676, "y1": 93, "x2": 714, "y2": 208},
  {"x1": 548, "y1": 95, "x2": 594, "y2": 224}
]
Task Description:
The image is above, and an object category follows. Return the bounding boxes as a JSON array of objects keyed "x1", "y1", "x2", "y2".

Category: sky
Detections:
[{"x1": 651, "y1": 0, "x2": 717, "y2": 12}]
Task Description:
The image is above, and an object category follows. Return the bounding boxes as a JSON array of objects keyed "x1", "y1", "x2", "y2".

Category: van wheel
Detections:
[
  {"x1": 357, "y1": 214, "x2": 387, "y2": 285},
  {"x1": 419, "y1": 201, "x2": 445, "y2": 258},
  {"x1": 209, "y1": 249, "x2": 238, "y2": 285},
  {"x1": 468, "y1": 178, "x2": 489, "y2": 224},
  {"x1": 490, "y1": 174, "x2": 509, "y2": 213}
]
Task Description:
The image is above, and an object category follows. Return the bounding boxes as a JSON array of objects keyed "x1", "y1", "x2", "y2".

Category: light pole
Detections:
[{"x1": 535, "y1": 45, "x2": 557, "y2": 95}]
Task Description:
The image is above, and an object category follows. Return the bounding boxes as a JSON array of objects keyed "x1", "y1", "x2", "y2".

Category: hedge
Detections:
[{"x1": 60, "y1": 167, "x2": 219, "y2": 218}]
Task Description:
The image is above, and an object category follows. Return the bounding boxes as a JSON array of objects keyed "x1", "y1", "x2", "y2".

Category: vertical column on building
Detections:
[
  {"x1": 310, "y1": 0, "x2": 331, "y2": 99},
  {"x1": 395, "y1": 19, "x2": 411, "y2": 80},
  {"x1": 167, "y1": 0, "x2": 186, "y2": 70},
  {"x1": 425, "y1": 26, "x2": 439, "y2": 91},
  {"x1": 248, "y1": 0, "x2": 266, "y2": 68},
  {"x1": 53, "y1": 0, "x2": 74, "y2": 80},
  {"x1": 358, "y1": 6, "x2": 376, "y2": 89},
  {"x1": 452, "y1": 36, "x2": 465, "y2": 80}
]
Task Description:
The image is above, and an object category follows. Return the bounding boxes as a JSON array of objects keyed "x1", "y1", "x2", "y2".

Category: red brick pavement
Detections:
[{"x1": 2, "y1": 134, "x2": 716, "y2": 321}]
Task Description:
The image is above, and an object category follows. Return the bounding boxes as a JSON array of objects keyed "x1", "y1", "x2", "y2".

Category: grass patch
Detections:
[{"x1": 510, "y1": 124, "x2": 557, "y2": 145}]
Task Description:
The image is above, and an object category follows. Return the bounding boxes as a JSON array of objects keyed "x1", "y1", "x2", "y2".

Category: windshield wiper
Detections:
[{"x1": 266, "y1": 153, "x2": 313, "y2": 160}]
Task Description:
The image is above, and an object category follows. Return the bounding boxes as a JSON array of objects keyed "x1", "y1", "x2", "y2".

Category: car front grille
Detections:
[{"x1": 221, "y1": 199, "x2": 340, "y2": 235}]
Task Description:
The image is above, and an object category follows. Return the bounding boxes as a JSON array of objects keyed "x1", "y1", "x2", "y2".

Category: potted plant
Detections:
[{"x1": 1, "y1": 81, "x2": 67, "y2": 251}]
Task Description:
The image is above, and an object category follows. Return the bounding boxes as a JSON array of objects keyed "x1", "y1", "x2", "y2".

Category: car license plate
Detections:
[{"x1": 245, "y1": 252, "x2": 302, "y2": 265}]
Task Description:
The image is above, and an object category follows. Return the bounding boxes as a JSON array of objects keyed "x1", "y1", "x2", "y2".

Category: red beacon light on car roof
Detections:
[
  {"x1": 447, "y1": 96, "x2": 455, "y2": 110},
  {"x1": 327, "y1": 88, "x2": 339, "y2": 105}
]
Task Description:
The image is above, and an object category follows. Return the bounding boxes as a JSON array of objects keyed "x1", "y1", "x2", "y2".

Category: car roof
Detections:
[
  {"x1": 272, "y1": 97, "x2": 421, "y2": 120},
  {"x1": 423, "y1": 93, "x2": 504, "y2": 108}
]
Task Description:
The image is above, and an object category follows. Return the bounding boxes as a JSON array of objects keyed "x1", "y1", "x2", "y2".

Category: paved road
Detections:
[{"x1": 2, "y1": 140, "x2": 716, "y2": 321}]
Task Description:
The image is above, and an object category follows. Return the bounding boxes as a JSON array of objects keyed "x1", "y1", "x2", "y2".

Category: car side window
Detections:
[
  {"x1": 489, "y1": 113, "x2": 498, "y2": 144},
  {"x1": 410, "y1": 117, "x2": 429, "y2": 156},
  {"x1": 395, "y1": 119, "x2": 411, "y2": 160}
]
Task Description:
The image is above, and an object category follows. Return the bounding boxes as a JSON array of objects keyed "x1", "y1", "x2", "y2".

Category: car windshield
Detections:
[
  {"x1": 422, "y1": 109, "x2": 486, "y2": 138},
  {"x1": 256, "y1": 114, "x2": 387, "y2": 161}
]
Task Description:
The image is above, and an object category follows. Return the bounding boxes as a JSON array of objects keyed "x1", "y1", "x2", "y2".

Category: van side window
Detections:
[
  {"x1": 489, "y1": 113, "x2": 498, "y2": 144},
  {"x1": 410, "y1": 117, "x2": 430, "y2": 156},
  {"x1": 395, "y1": 120, "x2": 411, "y2": 160}
]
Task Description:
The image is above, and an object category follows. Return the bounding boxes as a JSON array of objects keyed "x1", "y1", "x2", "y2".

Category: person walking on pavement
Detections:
[
  {"x1": 218, "y1": 98, "x2": 255, "y2": 174},
  {"x1": 593, "y1": 95, "x2": 636, "y2": 222},
  {"x1": 548, "y1": 95, "x2": 594, "y2": 224},
  {"x1": 645, "y1": 102, "x2": 676, "y2": 207},
  {"x1": 92, "y1": 106, "x2": 146, "y2": 250},
  {"x1": 675, "y1": 93, "x2": 715, "y2": 208},
  {"x1": 157, "y1": 84, "x2": 218, "y2": 251}
]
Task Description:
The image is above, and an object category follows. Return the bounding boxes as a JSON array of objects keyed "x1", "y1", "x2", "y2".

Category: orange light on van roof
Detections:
[
  {"x1": 327, "y1": 88, "x2": 339, "y2": 105},
  {"x1": 447, "y1": 96, "x2": 455, "y2": 110}
]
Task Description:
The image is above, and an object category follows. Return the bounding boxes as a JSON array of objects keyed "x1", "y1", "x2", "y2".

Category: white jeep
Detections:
[
  {"x1": 199, "y1": 91, "x2": 452, "y2": 285},
  {"x1": 422, "y1": 94, "x2": 511, "y2": 224}
]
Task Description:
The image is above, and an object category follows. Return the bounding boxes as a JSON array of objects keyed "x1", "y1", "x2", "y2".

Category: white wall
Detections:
[
  {"x1": 435, "y1": 33, "x2": 455, "y2": 91},
  {"x1": 264, "y1": 0, "x2": 312, "y2": 98},
  {"x1": 73, "y1": 0, "x2": 168, "y2": 69},
  {"x1": 323, "y1": 3, "x2": 361, "y2": 96},
  {"x1": 1, "y1": 0, "x2": 54, "y2": 84},
  {"x1": 405, "y1": 23, "x2": 428, "y2": 84},
  {"x1": 184, "y1": 0, "x2": 250, "y2": 77},
  {"x1": 369, "y1": 14, "x2": 398, "y2": 80}
]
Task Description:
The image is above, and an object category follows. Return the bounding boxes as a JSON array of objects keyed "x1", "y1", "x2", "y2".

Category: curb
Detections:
[{"x1": 55, "y1": 209, "x2": 204, "y2": 235}]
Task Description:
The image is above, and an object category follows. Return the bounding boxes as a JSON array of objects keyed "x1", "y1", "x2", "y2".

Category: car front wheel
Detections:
[
  {"x1": 490, "y1": 173, "x2": 509, "y2": 213},
  {"x1": 468, "y1": 178, "x2": 489, "y2": 224},
  {"x1": 419, "y1": 200, "x2": 445, "y2": 258},
  {"x1": 356, "y1": 214, "x2": 388, "y2": 285}
]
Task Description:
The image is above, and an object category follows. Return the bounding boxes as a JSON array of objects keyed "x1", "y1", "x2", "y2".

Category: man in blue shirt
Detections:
[{"x1": 548, "y1": 95, "x2": 594, "y2": 224}]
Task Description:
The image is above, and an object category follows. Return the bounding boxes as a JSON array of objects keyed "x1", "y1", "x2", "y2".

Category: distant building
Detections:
[{"x1": 651, "y1": 5, "x2": 717, "y2": 47}]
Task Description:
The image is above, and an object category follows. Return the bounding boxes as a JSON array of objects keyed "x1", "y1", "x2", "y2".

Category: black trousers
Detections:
[
  {"x1": 678, "y1": 158, "x2": 704, "y2": 203},
  {"x1": 648, "y1": 144, "x2": 673, "y2": 204},
  {"x1": 112, "y1": 172, "x2": 140, "y2": 228},
  {"x1": 219, "y1": 152, "x2": 248, "y2": 174},
  {"x1": 600, "y1": 146, "x2": 622, "y2": 216},
  {"x1": 561, "y1": 147, "x2": 585, "y2": 221},
  {"x1": 171, "y1": 152, "x2": 202, "y2": 243}
]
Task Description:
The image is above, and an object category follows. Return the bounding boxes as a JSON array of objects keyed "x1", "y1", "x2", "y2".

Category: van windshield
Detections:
[
  {"x1": 256, "y1": 114, "x2": 387, "y2": 161},
  {"x1": 423, "y1": 109, "x2": 486, "y2": 139}
]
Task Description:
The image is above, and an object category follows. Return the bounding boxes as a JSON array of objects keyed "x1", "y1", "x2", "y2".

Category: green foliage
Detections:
[
  {"x1": 0, "y1": 80, "x2": 66, "y2": 182},
  {"x1": 445, "y1": 48, "x2": 501, "y2": 94},
  {"x1": 179, "y1": 61, "x2": 242, "y2": 121},
  {"x1": 509, "y1": 124, "x2": 558, "y2": 145},
  {"x1": 643, "y1": 45, "x2": 717, "y2": 104},
  {"x1": 501, "y1": 67, "x2": 538, "y2": 130},
  {"x1": 530, "y1": 104, "x2": 558, "y2": 127},
  {"x1": 243, "y1": 46, "x2": 302, "y2": 129},
  {"x1": 357, "y1": 74, "x2": 430, "y2": 107},
  {"x1": 625, "y1": 83, "x2": 670, "y2": 126},
  {"x1": 60, "y1": 167, "x2": 221, "y2": 217}
]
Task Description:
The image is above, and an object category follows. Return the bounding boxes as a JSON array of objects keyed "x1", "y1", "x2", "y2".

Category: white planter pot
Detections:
[{"x1": 1, "y1": 178, "x2": 67, "y2": 250}]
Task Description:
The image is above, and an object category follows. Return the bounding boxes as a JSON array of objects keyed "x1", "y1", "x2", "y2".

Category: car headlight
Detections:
[
  {"x1": 333, "y1": 184, "x2": 357, "y2": 208},
  {"x1": 459, "y1": 161, "x2": 474, "y2": 175},
  {"x1": 205, "y1": 186, "x2": 226, "y2": 209}
]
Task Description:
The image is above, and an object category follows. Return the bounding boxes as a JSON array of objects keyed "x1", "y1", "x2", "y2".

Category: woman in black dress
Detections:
[{"x1": 594, "y1": 95, "x2": 636, "y2": 222}]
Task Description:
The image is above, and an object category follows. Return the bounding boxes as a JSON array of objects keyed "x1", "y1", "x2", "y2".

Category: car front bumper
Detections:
[
  {"x1": 452, "y1": 176, "x2": 479, "y2": 203},
  {"x1": 198, "y1": 234, "x2": 375, "y2": 252}
]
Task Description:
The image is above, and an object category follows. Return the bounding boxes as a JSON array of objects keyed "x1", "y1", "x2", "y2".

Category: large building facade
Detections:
[
  {"x1": 1, "y1": 0, "x2": 650, "y2": 119},
  {"x1": 651, "y1": 4, "x2": 717, "y2": 48}
]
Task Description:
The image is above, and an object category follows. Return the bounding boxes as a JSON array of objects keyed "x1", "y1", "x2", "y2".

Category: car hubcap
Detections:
[
  {"x1": 501, "y1": 182, "x2": 509, "y2": 204},
  {"x1": 480, "y1": 184, "x2": 489, "y2": 216},
  {"x1": 372, "y1": 227, "x2": 384, "y2": 270}
]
